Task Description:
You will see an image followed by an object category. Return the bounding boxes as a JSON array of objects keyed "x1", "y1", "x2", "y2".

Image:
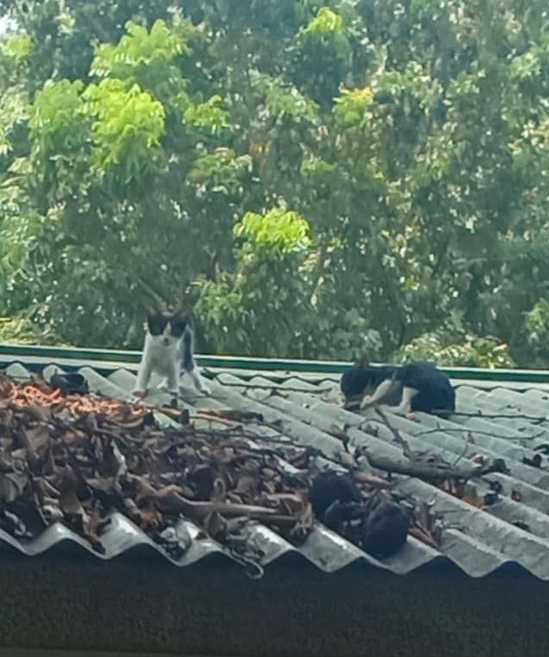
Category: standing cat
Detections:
[
  {"x1": 340, "y1": 359, "x2": 455, "y2": 417},
  {"x1": 134, "y1": 308, "x2": 210, "y2": 400}
]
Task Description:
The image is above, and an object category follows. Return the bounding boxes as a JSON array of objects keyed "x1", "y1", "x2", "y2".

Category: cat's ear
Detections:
[
  {"x1": 147, "y1": 306, "x2": 162, "y2": 319},
  {"x1": 357, "y1": 355, "x2": 369, "y2": 369},
  {"x1": 173, "y1": 302, "x2": 192, "y2": 321}
]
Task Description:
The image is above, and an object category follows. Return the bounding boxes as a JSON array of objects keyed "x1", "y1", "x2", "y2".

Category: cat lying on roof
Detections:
[{"x1": 340, "y1": 358, "x2": 455, "y2": 418}]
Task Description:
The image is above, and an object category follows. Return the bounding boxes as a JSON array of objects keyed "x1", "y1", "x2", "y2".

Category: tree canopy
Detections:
[{"x1": 1, "y1": 0, "x2": 549, "y2": 367}]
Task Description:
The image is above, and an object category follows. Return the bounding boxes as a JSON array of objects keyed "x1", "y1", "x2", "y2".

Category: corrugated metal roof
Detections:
[{"x1": 2, "y1": 357, "x2": 549, "y2": 580}]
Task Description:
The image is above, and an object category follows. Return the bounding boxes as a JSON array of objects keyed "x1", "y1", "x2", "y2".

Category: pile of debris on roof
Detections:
[{"x1": 0, "y1": 373, "x2": 459, "y2": 572}]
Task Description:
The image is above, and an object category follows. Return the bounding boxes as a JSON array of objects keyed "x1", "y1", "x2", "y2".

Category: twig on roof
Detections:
[
  {"x1": 409, "y1": 524, "x2": 439, "y2": 548},
  {"x1": 154, "y1": 488, "x2": 301, "y2": 526},
  {"x1": 194, "y1": 408, "x2": 265, "y2": 422},
  {"x1": 243, "y1": 430, "x2": 344, "y2": 467},
  {"x1": 361, "y1": 450, "x2": 507, "y2": 482},
  {"x1": 415, "y1": 426, "x2": 546, "y2": 441},
  {"x1": 208, "y1": 415, "x2": 382, "y2": 480},
  {"x1": 360, "y1": 409, "x2": 508, "y2": 482},
  {"x1": 373, "y1": 408, "x2": 414, "y2": 458},
  {"x1": 158, "y1": 407, "x2": 259, "y2": 429},
  {"x1": 451, "y1": 433, "x2": 473, "y2": 467},
  {"x1": 434, "y1": 409, "x2": 549, "y2": 424}
]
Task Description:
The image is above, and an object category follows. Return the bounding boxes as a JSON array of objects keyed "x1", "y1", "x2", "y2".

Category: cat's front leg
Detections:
[
  {"x1": 180, "y1": 328, "x2": 210, "y2": 395},
  {"x1": 166, "y1": 361, "x2": 180, "y2": 405},
  {"x1": 359, "y1": 378, "x2": 394, "y2": 410},
  {"x1": 134, "y1": 359, "x2": 152, "y2": 397},
  {"x1": 394, "y1": 386, "x2": 418, "y2": 418}
]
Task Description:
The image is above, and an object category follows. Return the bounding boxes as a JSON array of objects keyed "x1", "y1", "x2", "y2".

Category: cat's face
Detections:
[
  {"x1": 340, "y1": 366, "x2": 372, "y2": 400},
  {"x1": 147, "y1": 311, "x2": 187, "y2": 347},
  {"x1": 340, "y1": 359, "x2": 377, "y2": 400}
]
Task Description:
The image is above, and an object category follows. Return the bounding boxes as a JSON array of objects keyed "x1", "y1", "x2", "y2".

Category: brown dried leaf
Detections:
[
  {"x1": 58, "y1": 467, "x2": 83, "y2": 515},
  {"x1": 25, "y1": 424, "x2": 51, "y2": 458},
  {"x1": 234, "y1": 475, "x2": 258, "y2": 497},
  {"x1": 352, "y1": 471, "x2": 391, "y2": 488},
  {"x1": 0, "y1": 472, "x2": 28, "y2": 503},
  {"x1": 196, "y1": 409, "x2": 264, "y2": 423},
  {"x1": 133, "y1": 476, "x2": 158, "y2": 502},
  {"x1": 211, "y1": 477, "x2": 227, "y2": 500},
  {"x1": 204, "y1": 511, "x2": 228, "y2": 539},
  {"x1": 338, "y1": 451, "x2": 356, "y2": 468},
  {"x1": 511, "y1": 490, "x2": 523, "y2": 502},
  {"x1": 17, "y1": 426, "x2": 40, "y2": 468},
  {"x1": 154, "y1": 484, "x2": 184, "y2": 499},
  {"x1": 23, "y1": 405, "x2": 52, "y2": 423},
  {"x1": 410, "y1": 524, "x2": 439, "y2": 548},
  {"x1": 262, "y1": 492, "x2": 307, "y2": 515},
  {"x1": 463, "y1": 489, "x2": 485, "y2": 509},
  {"x1": 86, "y1": 477, "x2": 117, "y2": 494},
  {"x1": 140, "y1": 500, "x2": 161, "y2": 530},
  {"x1": 83, "y1": 511, "x2": 110, "y2": 552}
]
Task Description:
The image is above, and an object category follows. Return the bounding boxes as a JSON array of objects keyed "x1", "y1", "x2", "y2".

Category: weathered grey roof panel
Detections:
[{"x1": 2, "y1": 359, "x2": 549, "y2": 579}]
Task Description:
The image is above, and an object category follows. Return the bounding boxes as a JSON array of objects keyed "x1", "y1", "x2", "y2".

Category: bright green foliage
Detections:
[
  {"x1": 259, "y1": 75, "x2": 319, "y2": 123},
  {"x1": 300, "y1": 8, "x2": 350, "y2": 59},
  {"x1": 234, "y1": 208, "x2": 311, "y2": 255},
  {"x1": 91, "y1": 20, "x2": 187, "y2": 77},
  {"x1": 0, "y1": 316, "x2": 65, "y2": 346},
  {"x1": 300, "y1": 156, "x2": 337, "y2": 179},
  {"x1": 30, "y1": 80, "x2": 86, "y2": 162},
  {"x1": 399, "y1": 330, "x2": 515, "y2": 369},
  {"x1": 523, "y1": 300, "x2": 549, "y2": 367},
  {"x1": 334, "y1": 87, "x2": 374, "y2": 127},
  {"x1": 84, "y1": 79, "x2": 165, "y2": 177},
  {"x1": 3, "y1": 35, "x2": 33, "y2": 61},
  {"x1": 1, "y1": 0, "x2": 549, "y2": 368},
  {"x1": 188, "y1": 148, "x2": 252, "y2": 194},
  {"x1": 90, "y1": 19, "x2": 193, "y2": 108},
  {"x1": 184, "y1": 95, "x2": 230, "y2": 136},
  {"x1": 302, "y1": 8, "x2": 343, "y2": 39}
]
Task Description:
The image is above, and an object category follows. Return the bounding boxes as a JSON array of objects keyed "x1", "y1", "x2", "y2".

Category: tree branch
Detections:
[
  {"x1": 436, "y1": 409, "x2": 549, "y2": 425},
  {"x1": 362, "y1": 451, "x2": 506, "y2": 482},
  {"x1": 360, "y1": 408, "x2": 508, "y2": 481},
  {"x1": 136, "y1": 276, "x2": 168, "y2": 312},
  {"x1": 415, "y1": 426, "x2": 545, "y2": 441}
]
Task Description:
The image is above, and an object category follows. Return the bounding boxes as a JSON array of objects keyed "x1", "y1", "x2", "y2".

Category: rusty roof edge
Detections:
[{"x1": 1, "y1": 344, "x2": 549, "y2": 383}]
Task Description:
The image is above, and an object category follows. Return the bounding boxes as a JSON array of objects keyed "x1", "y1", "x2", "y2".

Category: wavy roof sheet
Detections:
[{"x1": 2, "y1": 357, "x2": 549, "y2": 579}]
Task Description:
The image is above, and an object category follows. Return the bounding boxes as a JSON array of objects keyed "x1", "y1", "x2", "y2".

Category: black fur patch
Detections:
[
  {"x1": 362, "y1": 502, "x2": 411, "y2": 559},
  {"x1": 147, "y1": 312, "x2": 169, "y2": 336},
  {"x1": 340, "y1": 361, "x2": 455, "y2": 414},
  {"x1": 181, "y1": 328, "x2": 196, "y2": 372},
  {"x1": 340, "y1": 364, "x2": 398, "y2": 401},
  {"x1": 170, "y1": 315, "x2": 188, "y2": 339},
  {"x1": 309, "y1": 471, "x2": 361, "y2": 519},
  {"x1": 395, "y1": 363, "x2": 455, "y2": 414},
  {"x1": 147, "y1": 311, "x2": 188, "y2": 339}
]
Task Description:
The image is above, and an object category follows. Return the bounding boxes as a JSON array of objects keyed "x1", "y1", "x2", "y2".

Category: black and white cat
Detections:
[
  {"x1": 133, "y1": 309, "x2": 210, "y2": 400},
  {"x1": 340, "y1": 359, "x2": 455, "y2": 417}
]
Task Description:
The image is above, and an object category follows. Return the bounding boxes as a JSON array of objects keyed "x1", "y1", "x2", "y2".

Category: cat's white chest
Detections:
[{"x1": 143, "y1": 337, "x2": 180, "y2": 376}]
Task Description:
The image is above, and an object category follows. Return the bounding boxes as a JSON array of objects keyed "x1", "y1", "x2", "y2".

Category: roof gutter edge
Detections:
[{"x1": 0, "y1": 343, "x2": 548, "y2": 383}]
